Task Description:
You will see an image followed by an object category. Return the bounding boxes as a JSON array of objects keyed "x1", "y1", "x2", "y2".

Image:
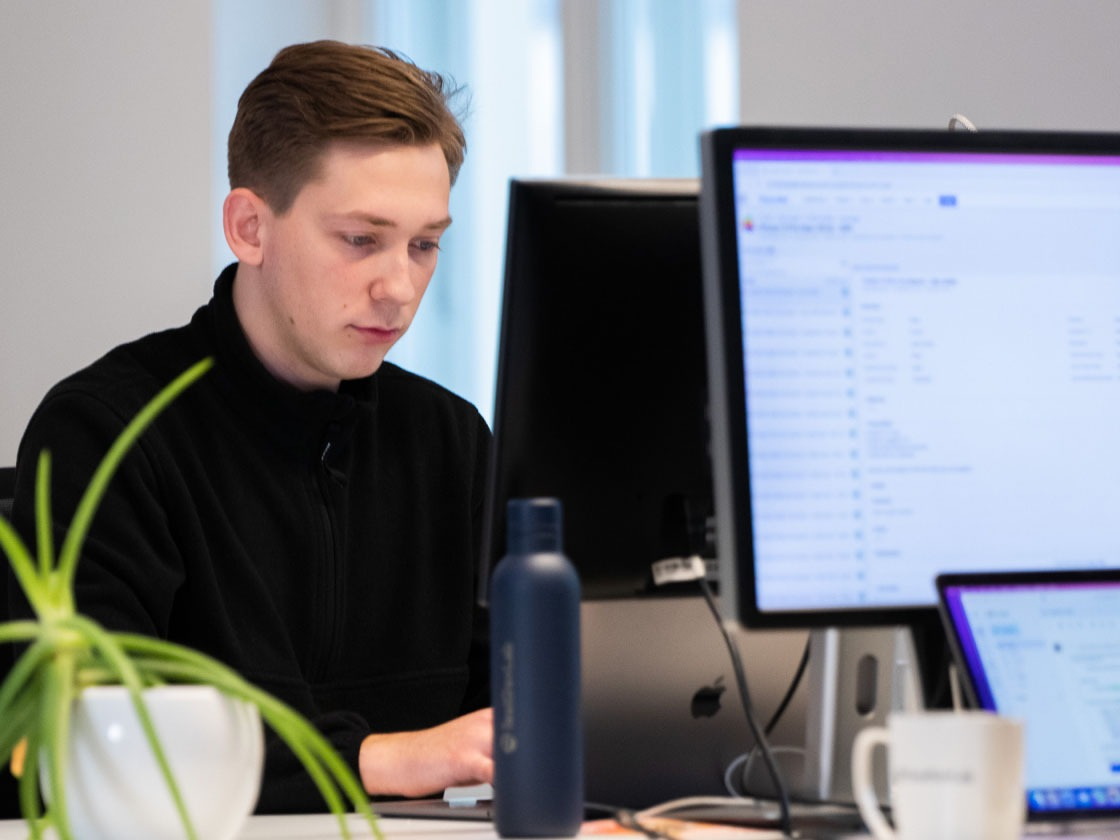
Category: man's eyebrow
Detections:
[{"x1": 334, "y1": 212, "x2": 453, "y2": 231}]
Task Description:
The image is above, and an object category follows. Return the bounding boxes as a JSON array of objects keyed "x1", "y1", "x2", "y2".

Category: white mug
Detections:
[{"x1": 851, "y1": 710, "x2": 1025, "y2": 840}]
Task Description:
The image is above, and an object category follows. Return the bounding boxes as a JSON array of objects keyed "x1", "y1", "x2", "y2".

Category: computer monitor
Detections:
[
  {"x1": 482, "y1": 177, "x2": 713, "y2": 600},
  {"x1": 482, "y1": 178, "x2": 815, "y2": 809},
  {"x1": 698, "y1": 125, "x2": 1120, "y2": 801}
]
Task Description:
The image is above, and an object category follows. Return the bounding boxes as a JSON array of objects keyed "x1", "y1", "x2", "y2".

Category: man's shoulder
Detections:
[
  {"x1": 373, "y1": 363, "x2": 491, "y2": 448},
  {"x1": 40, "y1": 323, "x2": 203, "y2": 420},
  {"x1": 376, "y1": 362, "x2": 483, "y2": 417},
  {"x1": 16, "y1": 322, "x2": 208, "y2": 490}
]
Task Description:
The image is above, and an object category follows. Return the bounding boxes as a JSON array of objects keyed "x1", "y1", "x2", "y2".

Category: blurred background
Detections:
[{"x1": 3, "y1": 0, "x2": 1120, "y2": 464}]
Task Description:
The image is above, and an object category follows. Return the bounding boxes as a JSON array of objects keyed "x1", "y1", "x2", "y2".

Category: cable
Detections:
[
  {"x1": 585, "y1": 800, "x2": 700, "y2": 840},
  {"x1": 639, "y1": 794, "x2": 779, "y2": 822},
  {"x1": 741, "y1": 746, "x2": 806, "y2": 795},
  {"x1": 614, "y1": 807, "x2": 678, "y2": 840},
  {"x1": 947, "y1": 113, "x2": 979, "y2": 132},
  {"x1": 722, "y1": 636, "x2": 807, "y2": 798},
  {"x1": 763, "y1": 637, "x2": 810, "y2": 737},
  {"x1": 648, "y1": 556, "x2": 793, "y2": 835},
  {"x1": 723, "y1": 752, "x2": 749, "y2": 796},
  {"x1": 723, "y1": 746, "x2": 805, "y2": 800},
  {"x1": 696, "y1": 577, "x2": 794, "y2": 837}
]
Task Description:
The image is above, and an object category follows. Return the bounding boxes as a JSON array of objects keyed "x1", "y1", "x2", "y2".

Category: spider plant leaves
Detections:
[{"x1": 0, "y1": 357, "x2": 382, "y2": 840}]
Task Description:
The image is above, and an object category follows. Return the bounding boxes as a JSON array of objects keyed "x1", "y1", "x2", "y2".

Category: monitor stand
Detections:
[{"x1": 795, "y1": 626, "x2": 923, "y2": 804}]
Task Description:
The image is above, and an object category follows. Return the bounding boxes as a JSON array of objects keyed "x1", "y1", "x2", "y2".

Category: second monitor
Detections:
[
  {"x1": 483, "y1": 177, "x2": 810, "y2": 808},
  {"x1": 483, "y1": 177, "x2": 714, "y2": 599}
]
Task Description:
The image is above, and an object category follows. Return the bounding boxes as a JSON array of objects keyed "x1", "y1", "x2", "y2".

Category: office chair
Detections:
[{"x1": 0, "y1": 467, "x2": 13, "y2": 521}]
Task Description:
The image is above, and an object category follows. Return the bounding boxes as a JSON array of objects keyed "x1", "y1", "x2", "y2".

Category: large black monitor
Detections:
[
  {"x1": 700, "y1": 125, "x2": 1120, "y2": 630},
  {"x1": 482, "y1": 178, "x2": 713, "y2": 599},
  {"x1": 483, "y1": 179, "x2": 822, "y2": 812}
]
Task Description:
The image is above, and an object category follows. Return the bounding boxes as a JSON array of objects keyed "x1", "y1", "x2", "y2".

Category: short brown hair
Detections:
[{"x1": 228, "y1": 40, "x2": 467, "y2": 213}]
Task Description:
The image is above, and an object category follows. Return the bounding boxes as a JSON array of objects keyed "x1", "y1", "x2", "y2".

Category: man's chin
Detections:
[{"x1": 341, "y1": 356, "x2": 388, "y2": 382}]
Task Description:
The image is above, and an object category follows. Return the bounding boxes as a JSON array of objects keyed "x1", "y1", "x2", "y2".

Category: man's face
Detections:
[{"x1": 247, "y1": 141, "x2": 451, "y2": 391}]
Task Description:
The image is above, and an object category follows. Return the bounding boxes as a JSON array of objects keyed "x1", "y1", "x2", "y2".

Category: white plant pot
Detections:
[{"x1": 43, "y1": 684, "x2": 264, "y2": 840}]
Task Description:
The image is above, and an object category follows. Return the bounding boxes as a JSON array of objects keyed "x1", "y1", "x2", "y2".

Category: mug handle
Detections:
[{"x1": 852, "y1": 725, "x2": 895, "y2": 840}]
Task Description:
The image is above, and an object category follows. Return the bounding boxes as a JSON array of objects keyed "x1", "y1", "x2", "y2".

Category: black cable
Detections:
[
  {"x1": 697, "y1": 579, "x2": 793, "y2": 837},
  {"x1": 583, "y1": 802, "x2": 676, "y2": 840},
  {"x1": 763, "y1": 636, "x2": 810, "y2": 737},
  {"x1": 614, "y1": 808, "x2": 676, "y2": 840}
]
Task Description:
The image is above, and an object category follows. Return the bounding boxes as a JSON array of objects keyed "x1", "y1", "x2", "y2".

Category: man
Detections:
[{"x1": 7, "y1": 41, "x2": 492, "y2": 813}]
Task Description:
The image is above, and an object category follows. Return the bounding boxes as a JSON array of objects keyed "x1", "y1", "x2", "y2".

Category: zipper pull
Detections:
[{"x1": 319, "y1": 430, "x2": 348, "y2": 486}]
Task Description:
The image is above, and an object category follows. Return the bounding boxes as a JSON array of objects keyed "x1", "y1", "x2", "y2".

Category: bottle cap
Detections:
[{"x1": 507, "y1": 497, "x2": 564, "y2": 554}]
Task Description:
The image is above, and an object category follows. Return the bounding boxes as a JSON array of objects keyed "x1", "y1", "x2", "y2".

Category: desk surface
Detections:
[
  {"x1": 0, "y1": 813, "x2": 835, "y2": 840},
  {"x1": 0, "y1": 815, "x2": 478, "y2": 840}
]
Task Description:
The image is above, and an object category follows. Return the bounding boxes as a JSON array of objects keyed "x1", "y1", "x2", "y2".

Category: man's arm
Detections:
[{"x1": 358, "y1": 707, "x2": 493, "y2": 798}]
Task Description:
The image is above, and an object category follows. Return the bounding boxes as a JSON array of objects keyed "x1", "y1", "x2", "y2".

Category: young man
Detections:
[{"x1": 7, "y1": 41, "x2": 492, "y2": 812}]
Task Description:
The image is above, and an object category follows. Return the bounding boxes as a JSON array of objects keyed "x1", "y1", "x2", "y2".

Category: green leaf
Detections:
[
  {"x1": 0, "y1": 621, "x2": 43, "y2": 647},
  {"x1": 35, "y1": 451, "x2": 54, "y2": 580},
  {"x1": 0, "y1": 357, "x2": 387, "y2": 839},
  {"x1": 0, "y1": 677, "x2": 39, "y2": 773},
  {"x1": 0, "y1": 638, "x2": 53, "y2": 742},
  {"x1": 41, "y1": 652, "x2": 75, "y2": 840},
  {"x1": 19, "y1": 724, "x2": 45, "y2": 840},
  {"x1": 0, "y1": 518, "x2": 47, "y2": 618}
]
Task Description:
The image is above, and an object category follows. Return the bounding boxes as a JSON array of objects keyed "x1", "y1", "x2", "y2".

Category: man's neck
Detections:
[{"x1": 229, "y1": 263, "x2": 341, "y2": 393}]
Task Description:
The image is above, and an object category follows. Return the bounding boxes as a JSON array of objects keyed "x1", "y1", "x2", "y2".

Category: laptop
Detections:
[
  {"x1": 375, "y1": 597, "x2": 812, "y2": 822},
  {"x1": 936, "y1": 568, "x2": 1120, "y2": 831}
]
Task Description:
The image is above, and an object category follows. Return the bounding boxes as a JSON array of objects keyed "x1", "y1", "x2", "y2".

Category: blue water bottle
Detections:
[{"x1": 490, "y1": 498, "x2": 583, "y2": 837}]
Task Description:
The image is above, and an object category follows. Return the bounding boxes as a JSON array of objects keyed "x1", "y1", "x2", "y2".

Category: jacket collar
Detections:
[{"x1": 195, "y1": 264, "x2": 377, "y2": 459}]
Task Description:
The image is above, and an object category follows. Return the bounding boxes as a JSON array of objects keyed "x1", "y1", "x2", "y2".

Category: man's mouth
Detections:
[{"x1": 352, "y1": 325, "x2": 402, "y2": 343}]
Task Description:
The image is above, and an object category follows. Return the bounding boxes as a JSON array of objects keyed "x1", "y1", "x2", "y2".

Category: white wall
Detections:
[
  {"x1": 739, "y1": 0, "x2": 1120, "y2": 131},
  {"x1": 0, "y1": 2, "x2": 211, "y2": 466},
  {"x1": 4, "y1": 1, "x2": 1120, "y2": 466}
]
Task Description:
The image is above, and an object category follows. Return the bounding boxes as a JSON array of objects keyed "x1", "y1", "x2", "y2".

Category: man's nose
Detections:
[{"x1": 370, "y1": 247, "x2": 416, "y2": 305}]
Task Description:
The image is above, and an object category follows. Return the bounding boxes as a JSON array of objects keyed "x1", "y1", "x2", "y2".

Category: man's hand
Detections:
[{"x1": 358, "y1": 707, "x2": 493, "y2": 798}]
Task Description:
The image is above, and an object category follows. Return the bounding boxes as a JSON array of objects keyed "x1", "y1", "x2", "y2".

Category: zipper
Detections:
[{"x1": 311, "y1": 426, "x2": 347, "y2": 678}]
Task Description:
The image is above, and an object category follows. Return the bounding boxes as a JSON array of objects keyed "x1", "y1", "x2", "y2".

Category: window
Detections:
[{"x1": 213, "y1": 0, "x2": 738, "y2": 423}]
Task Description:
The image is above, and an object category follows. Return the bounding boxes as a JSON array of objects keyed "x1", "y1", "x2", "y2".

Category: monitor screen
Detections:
[
  {"x1": 482, "y1": 178, "x2": 714, "y2": 600},
  {"x1": 936, "y1": 568, "x2": 1120, "y2": 819},
  {"x1": 700, "y1": 126, "x2": 1120, "y2": 628}
]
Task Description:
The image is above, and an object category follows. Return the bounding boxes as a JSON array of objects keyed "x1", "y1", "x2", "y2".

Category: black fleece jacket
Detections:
[{"x1": 7, "y1": 264, "x2": 491, "y2": 813}]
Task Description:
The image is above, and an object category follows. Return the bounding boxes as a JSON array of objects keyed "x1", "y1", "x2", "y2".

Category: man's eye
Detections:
[{"x1": 343, "y1": 234, "x2": 375, "y2": 248}]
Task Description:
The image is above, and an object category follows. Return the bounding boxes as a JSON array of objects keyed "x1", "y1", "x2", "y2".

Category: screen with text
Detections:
[
  {"x1": 943, "y1": 580, "x2": 1120, "y2": 812},
  {"x1": 733, "y1": 149, "x2": 1120, "y2": 611}
]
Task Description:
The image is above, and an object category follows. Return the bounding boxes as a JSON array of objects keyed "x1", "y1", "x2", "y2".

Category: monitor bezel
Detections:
[{"x1": 700, "y1": 125, "x2": 1120, "y2": 629}]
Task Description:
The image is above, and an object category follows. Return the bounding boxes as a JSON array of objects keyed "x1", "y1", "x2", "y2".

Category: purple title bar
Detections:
[{"x1": 733, "y1": 148, "x2": 1120, "y2": 167}]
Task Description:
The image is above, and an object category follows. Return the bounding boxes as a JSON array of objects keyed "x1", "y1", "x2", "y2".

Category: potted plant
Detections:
[{"x1": 0, "y1": 358, "x2": 382, "y2": 840}]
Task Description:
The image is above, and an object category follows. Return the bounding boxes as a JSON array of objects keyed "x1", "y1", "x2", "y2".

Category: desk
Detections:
[
  {"x1": 0, "y1": 814, "x2": 863, "y2": 839},
  {"x1": 0, "y1": 815, "x2": 482, "y2": 840}
]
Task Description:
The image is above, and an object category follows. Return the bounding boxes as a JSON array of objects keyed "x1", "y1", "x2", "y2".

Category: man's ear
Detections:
[{"x1": 223, "y1": 188, "x2": 268, "y2": 266}]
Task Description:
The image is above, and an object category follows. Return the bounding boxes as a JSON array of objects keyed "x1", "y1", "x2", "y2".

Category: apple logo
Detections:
[{"x1": 691, "y1": 676, "x2": 726, "y2": 718}]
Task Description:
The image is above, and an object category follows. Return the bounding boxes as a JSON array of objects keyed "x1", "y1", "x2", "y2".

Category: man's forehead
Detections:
[
  {"x1": 321, "y1": 137, "x2": 448, "y2": 172},
  {"x1": 289, "y1": 141, "x2": 451, "y2": 221}
]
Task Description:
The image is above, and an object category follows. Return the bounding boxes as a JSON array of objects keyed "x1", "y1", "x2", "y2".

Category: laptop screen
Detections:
[{"x1": 937, "y1": 570, "x2": 1120, "y2": 819}]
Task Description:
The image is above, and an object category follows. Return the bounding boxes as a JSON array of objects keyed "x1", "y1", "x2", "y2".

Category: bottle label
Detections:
[{"x1": 497, "y1": 640, "x2": 518, "y2": 754}]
